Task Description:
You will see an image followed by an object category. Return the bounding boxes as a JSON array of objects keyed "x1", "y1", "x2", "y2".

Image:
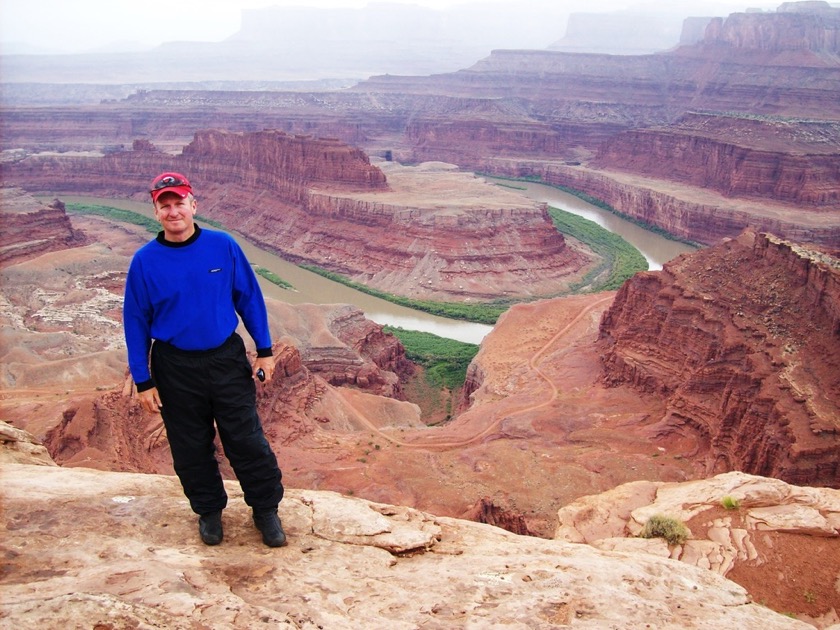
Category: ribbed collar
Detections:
[{"x1": 156, "y1": 223, "x2": 202, "y2": 248}]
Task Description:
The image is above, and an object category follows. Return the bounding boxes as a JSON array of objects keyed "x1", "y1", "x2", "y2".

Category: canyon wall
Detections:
[
  {"x1": 598, "y1": 230, "x2": 840, "y2": 486},
  {"x1": 703, "y1": 3, "x2": 840, "y2": 53},
  {"x1": 180, "y1": 129, "x2": 389, "y2": 192},
  {"x1": 593, "y1": 114, "x2": 840, "y2": 208},
  {"x1": 2, "y1": 130, "x2": 586, "y2": 301},
  {"x1": 0, "y1": 188, "x2": 86, "y2": 266},
  {"x1": 1, "y1": 131, "x2": 387, "y2": 199},
  {"x1": 482, "y1": 158, "x2": 840, "y2": 248}
]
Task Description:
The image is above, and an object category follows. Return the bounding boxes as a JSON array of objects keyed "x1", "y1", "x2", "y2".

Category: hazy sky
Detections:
[{"x1": 1, "y1": 0, "x2": 781, "y2": 54}]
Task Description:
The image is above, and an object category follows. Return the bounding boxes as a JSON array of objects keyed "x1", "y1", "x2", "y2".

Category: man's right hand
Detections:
[{"x1": 138, "y1": 387, "x2": 163, "y2": 414}]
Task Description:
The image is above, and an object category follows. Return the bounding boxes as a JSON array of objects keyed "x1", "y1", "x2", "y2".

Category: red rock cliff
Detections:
[
  {"x1": 179, "y1": 129, "x2": 389, "y2": 192},
  {"x1": 0, "y1": 188, "x2": 86, "y2": 267},
  {"x1": 483, "y1": 158, "x2": 840, "y2": 248},
  {"x1": 703, "y1": 3, "x2": 840, "y2": 53},
  {"x1": 4, "y1": 5, "x2": 838, "y2": 254},
  {"x1": 2, "y1": 130, "x2": 387, "y2": 199},
  {"x1": 593, "y1": 114, "x2": 840, "y2": 209},
  {"x1": 4, "y1": 131, "x2": 586, "y2": 301},
  {"x1": 598, "y1": 230, "x2": 840, "y2": 487}
]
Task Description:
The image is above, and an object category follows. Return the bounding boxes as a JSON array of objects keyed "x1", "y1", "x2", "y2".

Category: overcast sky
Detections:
[{"x1": 1, "y1": 0, "x2": 782, "y2": 54}]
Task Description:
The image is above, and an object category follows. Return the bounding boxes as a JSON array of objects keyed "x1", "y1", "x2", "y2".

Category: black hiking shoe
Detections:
[
  {"x1": 253, "y1": 509, "x2": 287, "y2": 547},
  {"x1": 198, "y1": 510, "x2": 223, "y2": 546}
]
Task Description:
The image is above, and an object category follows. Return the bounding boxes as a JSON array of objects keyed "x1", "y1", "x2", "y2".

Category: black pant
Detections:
[{"x1": 151, "y1": 333, "x2": 283, "y2": 515}]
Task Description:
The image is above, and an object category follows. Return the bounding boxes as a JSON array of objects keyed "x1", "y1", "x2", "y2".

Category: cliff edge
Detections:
[{"x1": 0, "y1": 428, "x2": 821, "y2": 629}]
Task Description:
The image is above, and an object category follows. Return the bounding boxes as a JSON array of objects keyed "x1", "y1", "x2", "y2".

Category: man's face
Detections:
[{"x1": 154, "y1": 192, "x2": 196, "y2": 241}]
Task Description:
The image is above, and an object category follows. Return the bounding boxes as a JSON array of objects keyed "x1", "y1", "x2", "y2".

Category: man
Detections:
[{"x1": 123, "y1": 172, "x2": 286, "y2": 547}]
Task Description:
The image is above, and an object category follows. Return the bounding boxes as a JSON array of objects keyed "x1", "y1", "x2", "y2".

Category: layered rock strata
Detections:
[
  {"x1": 2, "y1": 131, "x2": 388, "y2": 198},
  {"x1": 4, "y1": 131, "x2": 589, "y2": 301},
  {"x1": 598, "y1": 230, "x2": 840, "y2": 487},
  {"x1": 703, "y1": 3, "x2": 840, "y2": 52},
  {"x1": 593, "y1": 114, "x2": 840, "y2": 209},
  {"x1": 486, "y1": 157, "x2": 840, "y2": 248},
  {"x1": 0, "y1": 188, "x2": 86, "y2": 266},
  {"x1": 3, "y1": 6, "x2": 838, "y2": 251}
]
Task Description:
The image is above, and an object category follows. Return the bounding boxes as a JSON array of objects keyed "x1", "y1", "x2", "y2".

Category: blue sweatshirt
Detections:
[{"x1": 123, "y1": 225, "x2": 272, "y2": 390}]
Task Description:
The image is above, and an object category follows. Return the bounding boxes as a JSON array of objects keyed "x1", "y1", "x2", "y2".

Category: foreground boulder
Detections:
[
  {"x1": 556, "y1": 471, "x2": 840, "y2": 628},
  {"x1": 1, "y1": 458, "x2": 812, "y2": 629}
]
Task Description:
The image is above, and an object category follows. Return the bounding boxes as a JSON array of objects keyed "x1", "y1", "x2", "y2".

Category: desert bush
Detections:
[
  {"x1": 639, "y1": 514, "x2": 690, "y2": 546},
  {"x1": 720, "y1": 495, "x2": 741, "y2": 510},
  {"x1": 547, "y1": 206, "x2": 648, "y2": 291},
  {"x1": 66, "y1": 203, "x2": 160, "y2": 232},
  {"x1": 254, "y1": 266, "x2": 293, "y2": 289},
  {"x1": 301, "y1": 265, "x2": 510, "y2": 324}
]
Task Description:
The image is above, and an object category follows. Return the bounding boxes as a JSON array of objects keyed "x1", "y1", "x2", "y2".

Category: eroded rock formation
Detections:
[
  {"x1": 4, "y1": 4, "x2": 838, "y2": 250},
  {"x1": 593, "y1": 114, "x2": 840, "y2": 209},
  {"x1": 0, "y1": 188, "x2": 86, "y2": 266},
  {"x1": 493, "y1": 157, "x2": 840, "y2": 247},
  {"x1": 704, "y1": 2, "x2": 840, "y2": 52},
  {"x1": 2, "y1": 130, "x2": 387, "y2": 198},
  {"x1": 598, "y1": 230, "x2": 840, "y2": 486}
]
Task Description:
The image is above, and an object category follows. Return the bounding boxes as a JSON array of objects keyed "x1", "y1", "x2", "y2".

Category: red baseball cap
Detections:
[{"x1": 150, "y1": 172, "x2": 192, "y2": 202}]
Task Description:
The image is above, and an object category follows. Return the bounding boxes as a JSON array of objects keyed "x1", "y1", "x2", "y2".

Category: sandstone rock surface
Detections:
[
  {"x1": 555, "y1": 471, "x2": 840, "y2": 628},
  {"x1": 0, "y1": 455, "x2": 816, "y2": 629}
]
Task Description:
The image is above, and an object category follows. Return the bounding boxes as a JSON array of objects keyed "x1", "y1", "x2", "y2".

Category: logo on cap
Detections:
[{"x1": 150, "y1": 172, "x2": 192, "y2": 202}]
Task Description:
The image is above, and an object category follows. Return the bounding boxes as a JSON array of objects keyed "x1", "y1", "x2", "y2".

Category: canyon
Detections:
[
  {"x1": 1, "y1": 3, "x2": 839, "y2": 626},
  {"x1": 3, "y1": 5, "x2": 839, "y2": 250},
  {"x1": 1, "y1": 191, "x2": 838, "y2": 624},
  {"x1": 2, "y1": 130, "x2": 592, "y2": 302}
]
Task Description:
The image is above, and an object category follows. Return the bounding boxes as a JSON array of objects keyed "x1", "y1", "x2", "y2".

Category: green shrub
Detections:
[
  {"x1": 720, "y1": 495, "x2": 741, "y2": 510},
  {"x1": 302, "y1": 265, "x2": 510, "y2": 324},
  {"x1": 639, "y1": 515, "x2": 690, "y2": 546},
  {"x1": 546, "y1": 206, "x2": 648, "y2": 291}
]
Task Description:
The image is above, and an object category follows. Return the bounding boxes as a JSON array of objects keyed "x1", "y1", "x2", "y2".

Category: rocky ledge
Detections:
[
  {"x1": 0, "y1": 431, "x2": 825, "y2": 629},
  {"x1": 556, "y1": 470, "x2": 840, "y2": 627}
]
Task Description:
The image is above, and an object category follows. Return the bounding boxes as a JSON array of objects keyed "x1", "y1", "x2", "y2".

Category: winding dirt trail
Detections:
[{"x1": 337, "y1": 294, "x2": 615, "y2": 450}]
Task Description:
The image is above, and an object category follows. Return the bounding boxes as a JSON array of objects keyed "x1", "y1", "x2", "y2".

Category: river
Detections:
[
  {"x1": 60, "y1": 185, "x2": 695, "y2": 344},
  {"x1": 491, "y1": 178, "x2": 696, "y2": 271}
]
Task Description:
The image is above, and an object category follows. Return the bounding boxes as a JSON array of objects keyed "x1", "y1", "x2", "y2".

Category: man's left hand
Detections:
[{"x1": 253, "y1": 356, "x2": 275, "y2": 383}]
